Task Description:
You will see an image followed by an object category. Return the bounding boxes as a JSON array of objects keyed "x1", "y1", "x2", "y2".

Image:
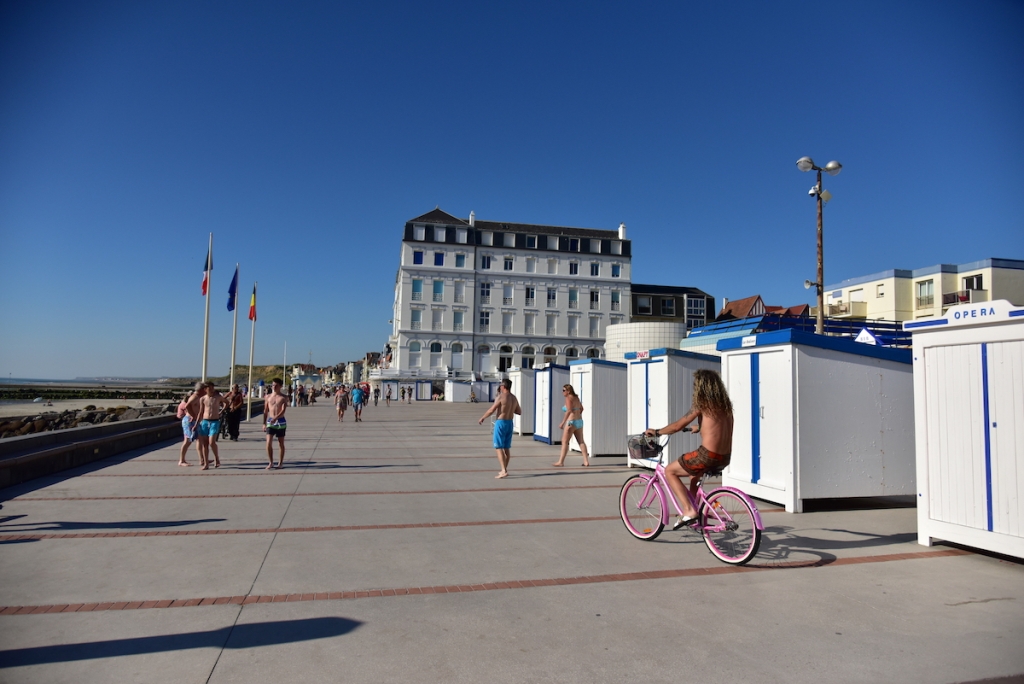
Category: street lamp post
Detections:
[{"x1": 797, "y1": 156, "x2": 842, "y2": 334}]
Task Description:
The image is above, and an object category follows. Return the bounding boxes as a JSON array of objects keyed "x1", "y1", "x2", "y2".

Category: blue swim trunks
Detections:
[
  {"x1": 198, "y1": 419, "x2": 221, "y2": 437},
  {"x1": 493, "y1": 419, "x2": 513, "y2": 449},
  {"x1": 182, "y1": 416, "x2": 197, "y2": 441},
  {"x1": 567, "y1": 419, "x2": 583, "y2": 429}
]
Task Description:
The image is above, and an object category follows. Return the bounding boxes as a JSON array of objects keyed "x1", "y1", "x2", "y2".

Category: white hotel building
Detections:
[{"x1": 381, "y1": 208, "x2": 632, "y2": 379}]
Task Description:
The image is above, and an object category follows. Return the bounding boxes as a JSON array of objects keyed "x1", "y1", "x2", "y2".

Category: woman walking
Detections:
[{"x1": 552, "y1": 384, "x2": 590, "y2": 467}]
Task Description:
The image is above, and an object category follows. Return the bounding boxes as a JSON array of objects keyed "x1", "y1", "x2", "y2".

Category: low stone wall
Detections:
[
  {"x1": 0, "y1": 405, "x2": 176, "y2": 439},
  {"x1": 0, "y1": 401, "x2": 265, "y2": 490}
]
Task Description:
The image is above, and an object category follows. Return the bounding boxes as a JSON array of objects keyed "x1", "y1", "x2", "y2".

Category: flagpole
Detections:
[
  {"x1": 201, "y1": 233, "x2": 212, "y2": 382},
  {"x1": 283, "y1": 342, "x2": 288, "y2": 396},
  {"x1": 246, "y1": 281, "x2": 257, "y2": 422},
  {"x1": 229, "y1": 264, "x2": 239, "y2": 388}
]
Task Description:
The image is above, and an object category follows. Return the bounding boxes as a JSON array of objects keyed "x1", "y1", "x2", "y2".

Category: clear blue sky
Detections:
[{"x1": 2, "y1": 1, "x2": 1022, "y2": 379}]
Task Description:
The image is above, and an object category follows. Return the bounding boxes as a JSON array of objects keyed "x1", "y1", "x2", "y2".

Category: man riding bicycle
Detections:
[{"x1": 645, "y1": 369, "x2": 734, "y2": 530}]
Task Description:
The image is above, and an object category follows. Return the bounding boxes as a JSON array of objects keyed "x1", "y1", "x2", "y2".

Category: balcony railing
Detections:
[
  {"x1": 525, "y1": 326, "x2": 535, "y2": 335},
  {"x1": 590, "y1": 301, "x2": 599, "y2": 310},
  {"x1": 569, "y1": 300, "x2": 579, "y2": 309},
  {"x1": 525, "y1": 297, "x2": 535, "y2": 307},
  {"x1": 453, "y1": 323, "x2": 464, "y2": 331},
  {"x1": 432, "y1": 323, "x2": 442, "y2": 331},
  {"x1": 411, "y1": 321, "x2": 422, "y2": 330},
  {"x1": 547, "y1": 298, "x2": 557, "y2": 307},
  {"x1": 454, "y1": 294, "x2": 465, "y2": 303},
  {"x1": 411, "y1": 292, "x2": 422, "y2": 301},
  {"x1": 827, "y1": 301, "x2": 867, "y2": 318},
  {"x1": 479, "y1": 324, "x2": 489, "y2": 333},
  {"x1": 502, "y1": 325, "x2": 512, "y2": 334},
  {"x1": 916, "y1": 295, "x2": 935, "y2": 309},
  {"x1": 942, "y1": 289, "x2": 988, "y2": 306},
  {"x1": 569, "y1": 329, "x2": 579, "y2": 337},
  {"x1": 480, "y1": 295, "x2": 491, "y2": 304},
  {"x1": 546, "y1": 327, "x2": 556, "y2": 336},
  {"x1": 503, "y1": 297, "x2": 513, "y2": 305},
  {"x1": 433, "y1": 293, "x2": 443, "y2": 302},
  {"x1": 611, "y1": 302, "x2": 620, "y2": 311}
]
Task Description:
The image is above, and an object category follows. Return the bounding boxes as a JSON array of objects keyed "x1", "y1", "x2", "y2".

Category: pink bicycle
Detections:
[{"x1": 619, "y1": 432, "x2": 764, "y2": 565}]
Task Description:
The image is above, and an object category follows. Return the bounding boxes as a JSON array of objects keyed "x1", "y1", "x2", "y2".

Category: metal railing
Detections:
[
  {"x1": 479, "y1": 324, "x2": 489, "y2": 333},
  {"x1": 454, "y1": 294, "x2": 465, "y2": 303},
  {"x1": 916, "y1": 295, "x2": 934, "y2": 308},
  {"x1": 432, "y1": 323, "x2": 442, "y2": 331},
  {"x1": 546, "y1": 327, "x2": 556, "y2": 336},
  {"x1": 502, "y1": 326, "x2": 512, "y2": 334},
  {"x1": 480, "y1": 295, "x2": 491, "y2": 304},
  {"x1": 411, "y1": 322, "x2": 422, "y2": 330},
  {"x1": 433, "y1": 293, "x2": 443, "y2": 302},
  {"x1": 411, "y1": 292, "x2": 422, "y2": 301},
  {"x1": 827, "y1": 301, "x2": 867, "y2": 317},
  {"x1": 611, "y1": 302, "x2": 620, "y2": 311},
  {"x1": 453, "y1": 323, "x2": 464, "y2": 331},
  {"x1": 503, "y1": 297, "x2": 513, "y2": 305},
  {"x1": 590, "y1": 301, "x2": 599, "y2": 310},
  {"x1": 942, "y1": 289, "x2": 987, "y2": 306},
  {"x1": 525, "y1": 297, "x2": 535, "y2": 307},
  {"x1": 568, "y1": 300, "x2": 579, "y2": 309},
  {"x1": 525, "y1": 326, "x2": 535, "y2": 334}
]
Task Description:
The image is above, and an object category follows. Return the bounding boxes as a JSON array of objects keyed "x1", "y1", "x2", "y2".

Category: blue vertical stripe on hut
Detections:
[
  {"x1": 751, "y1": 353, "x2": 760, "y2": 484},
  {"x1": 981, "y1": 343, "x2": 993, "y2": 532}
]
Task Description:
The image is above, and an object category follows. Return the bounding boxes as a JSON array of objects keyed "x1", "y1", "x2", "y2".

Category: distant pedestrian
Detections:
[
  {"x1": 407, "y1": 385, "x2": 412, "y2": 403},
  {"x1": 478, "y1": 379, "x2": 521, "y2": 479},
  {"x1": 225, "y1": 384, "x2": 243, "y2": 441},
  {"x1": 385, "y1": 386, "x2": 392, "y2": 407},
  {"x1": 335, "y1": 385, "x2": 349, "y2": 422},
  {"x1": 399, "y1": 386, "x2": 406, "y2": 402},
  {"x1": 265, "y1": 378, "x2": 288, "y2": 469},
  {"x1": 177, "y1": 382, "x2": 204, "y2": 467},
  {"x1": 373, "y1": 387, "x2": 380, "y2": 406}
]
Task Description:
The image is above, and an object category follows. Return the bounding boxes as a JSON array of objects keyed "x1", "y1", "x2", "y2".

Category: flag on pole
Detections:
[
  {"x1": 201, "y1": 249, "x2": 212, "y2": 295},
  {"x1": 227, "y1": 265, "x2": 239, "y2": 311},
  {"x1": 248, "y1": 284, "x2": 257, "y2": 321}
]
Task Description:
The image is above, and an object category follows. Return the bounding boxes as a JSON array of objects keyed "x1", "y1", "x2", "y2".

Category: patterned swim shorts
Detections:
[{"x1": 678, "y1": 445, "x2": 731, "y2": 476}]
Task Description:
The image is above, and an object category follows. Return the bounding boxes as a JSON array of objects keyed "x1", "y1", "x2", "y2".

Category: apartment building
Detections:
[
  {"x1": 823, "y1": 258, "x2": 1024, "y2": 322},
  {"x1": 629, "y1": 284, "x2": 715, "y2": 329},
  {"x1": 384, "y1": 208, "x2": 632, "y2": 378}
]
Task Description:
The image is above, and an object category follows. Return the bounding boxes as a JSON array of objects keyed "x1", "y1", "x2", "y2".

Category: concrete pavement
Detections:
[{"x1": 1, "y1": 399, "x2": 1022, "y2": 683}]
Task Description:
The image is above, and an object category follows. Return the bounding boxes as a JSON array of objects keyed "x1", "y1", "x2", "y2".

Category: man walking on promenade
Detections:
[
  {"x1": 225, "y1": 384, "x2": 243, "y2": 441},
  {"x1": 197, "y1": 383, "x2": 225, "y2": 470},
  {"x1": 350, "y1": 384, "x2": 366, "y2": 422},
  {"x1": 177, "y1": 382, "x2": 204, "y2": 467},
  {"x1": 265, "y1": 378, "x2": 288, "y2": 469},
  {"x1": 478, "y1": 379, "x2": 521, "y2": 479},
  {"x1": 373, "y1": 386, "x2": 380, "y2": 406}
]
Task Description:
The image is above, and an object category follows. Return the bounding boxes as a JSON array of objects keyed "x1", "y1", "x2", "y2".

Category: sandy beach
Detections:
[{"x1": 0, "y1": 399, "x2": 174, "y2": 419}]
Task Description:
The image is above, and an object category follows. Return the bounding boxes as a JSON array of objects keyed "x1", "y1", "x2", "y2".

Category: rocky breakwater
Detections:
[{"x1": 0, "y1": 404, "x2": 176, "y2": 439}]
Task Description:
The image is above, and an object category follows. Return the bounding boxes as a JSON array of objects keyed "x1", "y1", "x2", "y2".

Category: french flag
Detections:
[{"x1": 201, "y1": 249, "x2": 212, "y2": 295}]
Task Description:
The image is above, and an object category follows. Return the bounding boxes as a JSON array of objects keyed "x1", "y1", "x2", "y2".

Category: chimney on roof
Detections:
[
  {"x1": 722, "y1": 297, "x2": 729, "y2": 311},
  {"x1": 469, "y1": 211, "x2": 475, "y2": 227},
  {"x1": 618, "y1": 223, "x2": 626, "y2": 239}
]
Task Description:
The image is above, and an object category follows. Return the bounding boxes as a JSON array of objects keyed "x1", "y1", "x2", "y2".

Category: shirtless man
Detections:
[
  {"x1": 198, "y1": 383, "x2": 225, "y2": 470},
  {"x1": 478, "y1": 379, "x2": 522, "y2": 479},
  {"x1": 264, "y1": 378, "x2": 288, "y2": 469},
  {"x1": 177, "y1": 382, "x2": 205, "y2": 466},
  {"x1": 645, "y1": 369, "x2": 734, "y2": 529}
]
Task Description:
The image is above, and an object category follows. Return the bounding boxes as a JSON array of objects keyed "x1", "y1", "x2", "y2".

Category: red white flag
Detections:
[{"x1": 201, "y1": 249, "x2": 212, "y2": 295}]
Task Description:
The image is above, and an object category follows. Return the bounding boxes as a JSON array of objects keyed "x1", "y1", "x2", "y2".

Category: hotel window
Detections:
[
  {"x1": 411, "y1": 279, "x2": 423, "y2": 301},
  {"x1": 546, "y1": 236, "x2": 558, "y2": 250},
  {"x1": 525, "y1": 287, "x2": 536, "y2": 306},
  {"x1": 661, "y1": 298, "x2": 675, "y2": 316},
  {"x1": 546, "y1": 316, "x2": 557, "y2": 336},
  {"x1": 480, "y1": 282, "x2": 491, "y2": 304},
  {"x1": 504, "y1": 257, "x2": 514, "y2": 271},
  {"x1": 547, "y1": 288, "x2": 557, "y2": 307},
  {"x1": 432, "y1": 280, "x2": 444, "y2": 302},
  {"x1": 455, "y1": 254, "x2": 466, "y2": 268},
  {"x1": 410, "y1": 310, "x2": 422, "y2": 330},
  {"x1": 686, "y1": 297, "x2": 705, "y2": 320},
  {"x1": 480, "y1": 255, "x2": 491, "y2": 270},
  {"x1": 479, "y1": 311, "x2": 490, "y2": 332},
  {"x1": 502, "y1": 312, "x2": 513, "y2": 334},
  {"x1": 876, "y1": 283, "x2": 885, "y2": 298},
  {"x1": 481, "y1": 232, "x2": 493, "y2": 246},
  {"x1": 611, "y1": 264, "x2": 621, "y2": 278},
  {"x1": 611, "y1": 290, "x2": 621, "y2": 311},
  {"x1": 590, "y1": 239, "x2": 601, "y2": 253},
  {"x1": 916, "y1": 280, "x2": 934, "y2": 307},
  {"x1": 413, "y1": 251, "x2": 423, "y2": 265},
  {"x1": 637, "y1": 296, "x2": 652, "y2": 315},
  {"x1": 431, "y1": 310, "x2": 443, "y2": 331},
  {"x1": 569, "y1": 289, "x2": 579, "y2": 309},
  {"x1": 526, "y1": 236, "x2": 537, "y2": 249},
  {"x1": 409, "y1": 341, "x2": 421, "y2": 366},
  {"x1": 521, "y1": 345, "x2": 535, "y2": 368},
  {"x1": 569, "y1": 262, "x2": 579, "y2": 275},
  {"x1": 565, "y1": 347, "x2": 579, "y2": 359},
  {"x1": 504, "y1": 233, "x2": 516, "y2": 247},
  {"x1": 590, "y1": 262, "x2": 600, "y2": 276},
  {"x1": 453, "y1": 311, "x2": 464, "y2": 331},
  {"x1": 590, "y1": 290, "x2": 599, "y2": 309},
  {"x1": 414, "y1": 226, "x2": 425, "y2": 240},
  {"x1": 589, "y1": 317, "x2": 600, "y2": 337},
  {"x1": 456, "y1": 229, "x2": 468, "y2": 244},
  {"x1": 569, "y1": 238, "x2": 580, "y2": 252},
  {"x1": 434, "y1": 227, "x2": 446, "y2": 242},
  {"x1": 611, "y1": 241, "x2": 622, "y2": 255},
  {"x1": 454, "y1": 281, "x2": 465, "y2": 303},
  {"x1": 434, "y1": 252, "x2": 444, "y2": 266},
  {"x1": 503, "y1": 285, "x2": 513, "y2": 305},
  {"x1": 964, "y1": 274, "x2": 983, "y2": 291},
  {"x1": 850, "y1": 289, "x2": 865, "y2": 303},
  {"x1": 567, "y1": 317, "x2": 579, "y2": 337},
  {"x1": 526, "y1": 257, "x2": 536, "y2": 273},
  {"x1": 548, "y1": 258, "x2": 558, "y2": 274},
  {"x1": 524, "y1": 314, "x2": 535, "y2": 335}
]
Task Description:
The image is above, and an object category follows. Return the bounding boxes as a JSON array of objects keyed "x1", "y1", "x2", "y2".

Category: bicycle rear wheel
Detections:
[
  {"x1": 619, "y1": 475, "x2": 665, "y2": 540},
  {"x1": 700, "y1": 489, "x2": 760, "y2": 565}
]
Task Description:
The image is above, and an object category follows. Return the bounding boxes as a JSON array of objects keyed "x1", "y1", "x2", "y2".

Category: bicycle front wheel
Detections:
[
  {"x1": 700, "y1": 489, "x2": 761, "y2": 565},
  {"x1": 619, "y1": 475, "x2": 665, "y2": 540}
]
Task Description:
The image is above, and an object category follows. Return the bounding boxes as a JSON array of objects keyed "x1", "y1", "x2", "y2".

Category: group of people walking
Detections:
[{"x1": 177, "y1": 381, "x2": 243, "y2": 470}]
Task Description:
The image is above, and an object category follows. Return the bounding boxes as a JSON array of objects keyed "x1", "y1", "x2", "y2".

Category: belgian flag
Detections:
[{"x1": 248, "y1": 284, "x2": 257, "y2": 321}]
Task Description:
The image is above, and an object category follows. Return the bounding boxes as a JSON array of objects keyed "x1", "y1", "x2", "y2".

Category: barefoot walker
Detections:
[
  {"x1": 264, "y1": 378, "x2": 288, "y2": 469},
  {"x1": 553, "y1": 383, "x2": 590, "y2": 467},
  {"x1": 478, "y1": 379, "x2": 521, "y2": 479}
]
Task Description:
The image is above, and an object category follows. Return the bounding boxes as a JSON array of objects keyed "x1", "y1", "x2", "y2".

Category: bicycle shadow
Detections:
[{"x1": 745, "y1": 525, "x2": 918, "y2": 568}]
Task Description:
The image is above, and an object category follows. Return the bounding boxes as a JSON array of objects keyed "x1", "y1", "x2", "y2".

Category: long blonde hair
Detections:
[{"x1": 692, "y1": 369, "x2": 732, "y2": 417}]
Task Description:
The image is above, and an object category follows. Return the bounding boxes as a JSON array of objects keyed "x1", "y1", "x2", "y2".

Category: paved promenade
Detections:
[{"x1": 1, "y1": 400, "x2": 1021, "y2": 683}]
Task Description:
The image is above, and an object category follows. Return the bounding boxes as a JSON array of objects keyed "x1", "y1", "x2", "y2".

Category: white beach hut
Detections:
[
  {"x1": 444, "y1": 380, "x2": 473, "y2": 403},
  {"x1": 906, "y1": 300, "x2": 1024, "y2": 558},
  {"x1": 534, "y1": 364, "x2": 570, "y2": 444},
  {"x1": 508, "y1": 368, "x2": 536, "y2": 435},
  {"x1": 567, "y1": 359, "x2": 627, "y2": 456},
  {"x1": 625, "y1": 348, "x2": 721, "y2": 468},
  {"x1": 717, "y1": 329, "x2": 915, "y2": 513}
]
